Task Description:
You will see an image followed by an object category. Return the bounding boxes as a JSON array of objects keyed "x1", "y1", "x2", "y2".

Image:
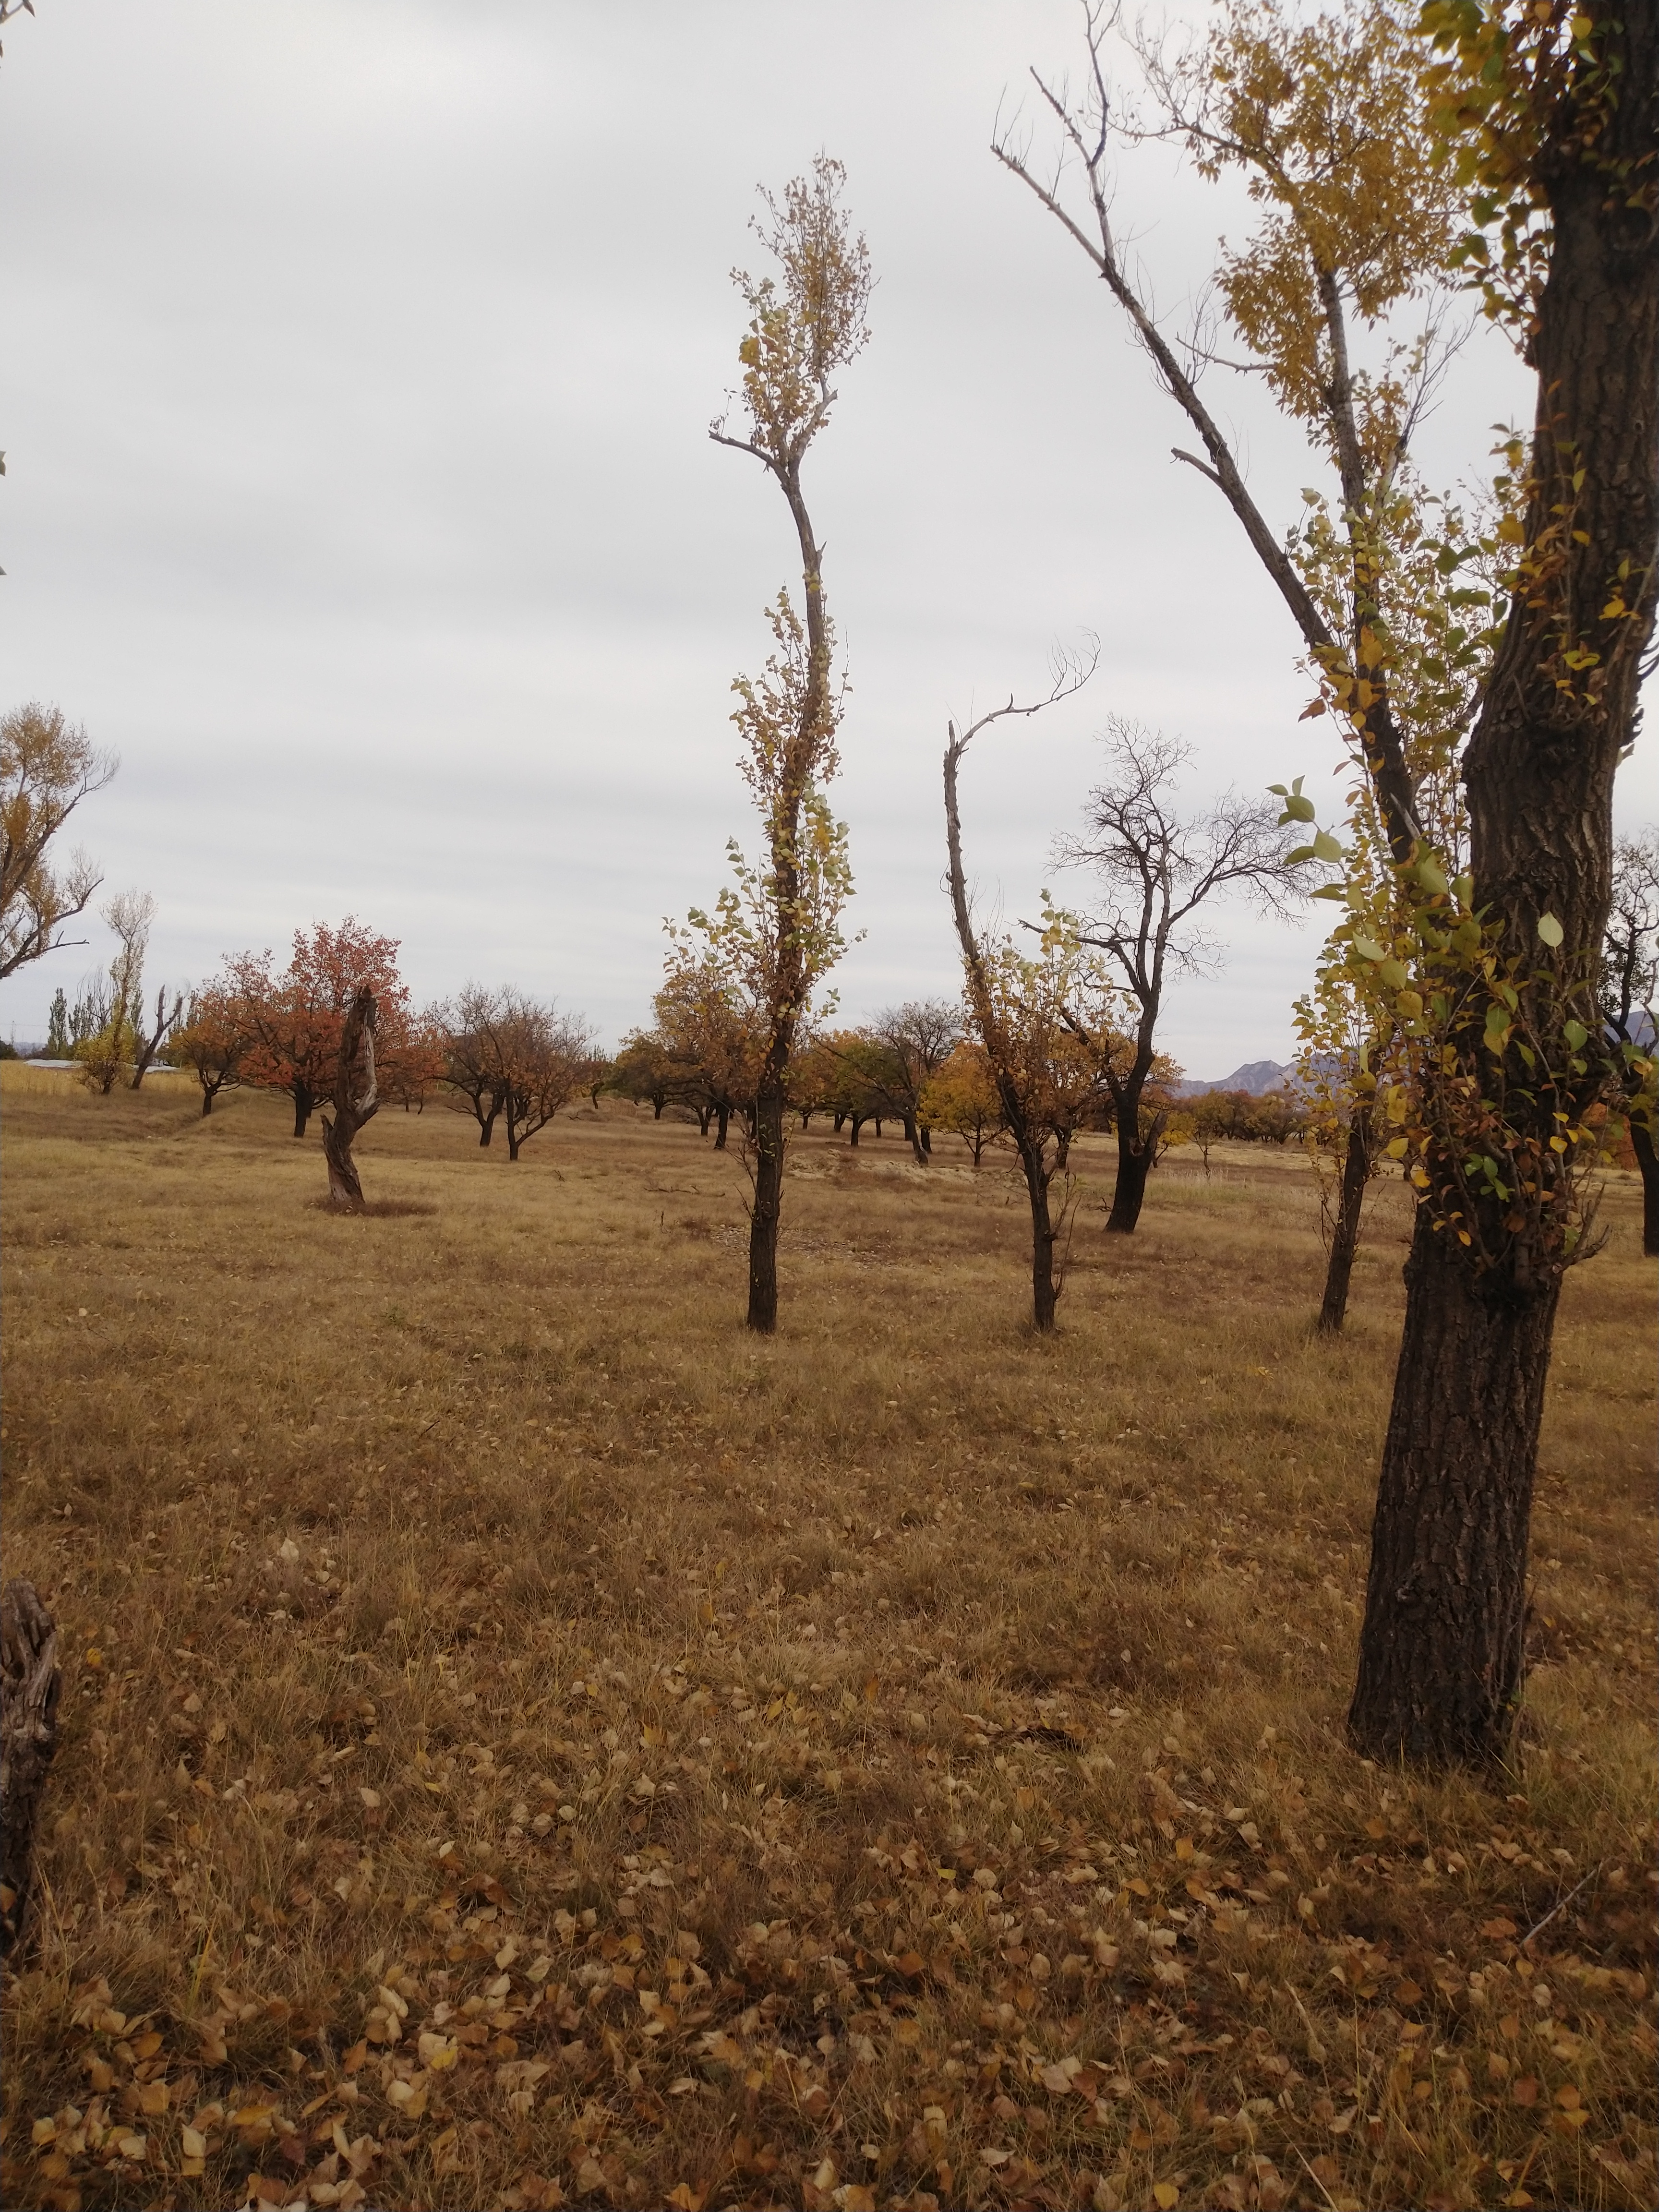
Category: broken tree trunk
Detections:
[
  {"x1": 321, "y1": 985, "x2": 378, "y2": 1210},
  {"x1": 1, "y1": 1579, "x2": 61, "y2": 1957}
]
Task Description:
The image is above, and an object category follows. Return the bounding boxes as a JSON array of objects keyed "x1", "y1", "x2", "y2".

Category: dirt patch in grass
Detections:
[{"x1": 2, "y1": 1069, "x2": 1654, "y2": 2211}]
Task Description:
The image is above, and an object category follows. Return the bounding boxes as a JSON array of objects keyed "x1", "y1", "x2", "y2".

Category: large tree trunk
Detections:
[
  {"x1": 1347, "y1": 1212, "x2": 1559, "y2": 1764},
  {"x1": 1, "y1": 1580, "x2": 61, "y2": 1957},
  {"x1": 321, "y1": 987, "x2": 377, "y2": 1210},
  {"x1": 1106, "y1": 1133, "x2": 1153, "y2": 1233},
  {"x1": 292, "y1": 1081, "x2": 314, "y2": 1139},
  {"x1": 1349, "y1": 4, "x2": 1658, "y2": 1768},
  {"x1": 747, "y1": 1072, "x2": 787, "y2": 1334},
  {"x1": 1318, "y1": 1106, "x2": 1374, "y2": 1335},
  {"x1": 1628, "y1": 1116, "x2": 1659, "y2": 1259}
]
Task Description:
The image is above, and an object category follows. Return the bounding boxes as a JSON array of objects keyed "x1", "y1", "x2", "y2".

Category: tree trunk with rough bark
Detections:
[
  {"x1": 1022, "y1": 1138, "x2": 1060, "y2": 1331},
  {"x1": 291, "y1": 1080, "x2": 314, "y2": 1140},
  {"x1": 1347, "y1": 1212, "x2": 1559, "y2": 1763},
  {"x1": 1349, "y1": 3, "x2": 1659, "y2": 1767},
  {"x1": 1628, "y1": 1117, "x2": 1659, "y2": 1258},
  {"x1": 748, "y1": 1069, "x2": 788, "y2": 1334},
  {"x1": 1, "y1": 1580, "x2": 61, "y2": 1957},
  {"x1": 1318, "y1": 1106, "x2": 1374, "y2": 1335},
  {"x1": 321, "y1": 987, "x2": 377, "y2": 1210},
  {"x1": 1106, "y1": 1135, "x2": 1153, "y2": 1233}
]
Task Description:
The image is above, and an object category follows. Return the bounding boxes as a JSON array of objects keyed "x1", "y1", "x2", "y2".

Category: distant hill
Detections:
[{"x1": 1171, "y1": 1059, "x2": 1294, "y2": 1099}]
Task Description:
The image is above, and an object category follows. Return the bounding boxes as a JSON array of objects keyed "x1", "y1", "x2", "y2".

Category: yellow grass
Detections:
[{"x1": 1, "y1": 1066, "x2": 1654, "y2": 2212}]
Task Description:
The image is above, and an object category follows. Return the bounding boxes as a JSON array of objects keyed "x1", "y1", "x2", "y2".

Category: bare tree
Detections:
[
  {"x1": 1, "y1": 704, "x2": 116, "y2": 979},
  {"x1": 494, "y1": 995, "x2": 595, "y2": 1162},
  {"x1": 1601, "y1": 832, "x2": 1659, "y2": 1256},
  {"x1": 1055, "y1": 720, "x2": 1302, "y2": 1232},
  {"x1": 442, "y1": 985, "x2": 509, "y2": 1146},
  {"x1": 869, "y1": 1000, "x2": 962, "y2": 1163},
  {"x1": 943, "y1": 648, "x2": 1100, "y2": 1330},
  {"x1": 704, "y1": 156, "x2": 872, "y2": 1332},
  {"x1": 443, "y1": 987, "x2": 594, "y2": 1162}
]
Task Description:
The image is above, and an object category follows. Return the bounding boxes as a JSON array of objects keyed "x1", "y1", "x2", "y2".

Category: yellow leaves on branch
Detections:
[{"x1": 1165, "y1": 0, "x2": 1462, "y2": 437}]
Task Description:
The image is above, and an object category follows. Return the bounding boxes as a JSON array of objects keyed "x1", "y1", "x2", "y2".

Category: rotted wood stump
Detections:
[
  {"x1": 1, "y1": 1579, "x2": 61, "y2": 1956},
  {"x1": 322, "y1": 984, "x2": 379, "y2": 1210}
]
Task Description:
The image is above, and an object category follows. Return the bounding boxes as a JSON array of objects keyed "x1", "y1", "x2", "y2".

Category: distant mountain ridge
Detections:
[{"x1": 1171, "y1": 1059, "x2": 1294, "y2": 1099}]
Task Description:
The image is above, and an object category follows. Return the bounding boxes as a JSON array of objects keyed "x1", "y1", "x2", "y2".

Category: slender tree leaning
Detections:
[
  {"x1": 943, "y1": 654, "x2": 1099, "y2": 1330},
  {"x1": 705, "y1": 157, "x2": 871, "y2": 1332}
]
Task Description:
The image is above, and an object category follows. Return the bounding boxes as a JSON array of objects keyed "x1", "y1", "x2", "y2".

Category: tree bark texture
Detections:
[
  {"x1": 321, "y1": 987, "x2": 378, "y2": 1210},
  {"x1": 291, "y1": 1081, "x2": 313, "y2": 1140},
  {"x1": 1, "y1": 1580, "x2": 61, "y2": 1957},
  {"x1": 1347, "y1": 1211, "x2": 1559, "y2": 1764},
  {"x1": 1106, "y1": 1129, "x2": 1154, "y2": 1234},
  {"x1": 1318, "y1": 1107, "x2": 1375, "y2": 1335},
  {"x1": 748, "y1": 1079, "x2": 787, "y2": 1333},
  {"x1": 1021, "y1": 1140, "x2": 1060, "y2": 1332},
  {"x1": 1350, "y1": 3, "x2": 1659, "y2": 1767},
  {"x1": 1629, "y1": 1117, "x2": 1659, "y2": 1258}
]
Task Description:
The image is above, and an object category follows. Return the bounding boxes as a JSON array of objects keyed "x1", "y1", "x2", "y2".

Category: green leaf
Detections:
[
  {"x1": 1377, "y1": 959, "x2": 1409, "y2": 991},
  {"x1": 1310, "y1": 884, "x2": 1347, "y2": 901},
  {"x1": 1352, "y1": 936, "x2": 1385, "y2": 962},
  {"x1": 1282, "y1": 793, "x2": 1316, "y2": 823},
  {"x1": 1311, "y1": 829, "x2": 1344, "y2": 863},
  {"x1": 1286, "y1": 844, "x2": 1317, "y2": 866},
  {"x1": 1536, "y1": 912, "x2": 1564, "y2": 948},
  {"x1": 1563, "y1": 1018, "x2": 1588, "y2": 1052},
  {"x1": 1416, "y1": 858, "x2": 1448, "y2": 895}
]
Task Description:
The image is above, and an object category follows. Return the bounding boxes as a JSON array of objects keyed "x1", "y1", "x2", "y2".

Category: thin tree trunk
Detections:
[
  {"x1": 1, "y1": 1580, "x2": 61, "y2": 1958},
  {"x1": 747, "y1": 1071, "x2": 787, "y2": 1334},
  {"x1": 904, "y1": 1112, "x2": 926, "y2": 1165},
  {"x1": 321, "y1": 987, "x2": 377, "y2": 1210},
  {"x1": 1347, "y1": 1210, "x2": 1558, "y2": 1764},
  {"x1": 1628, "y1": 1116, "x2": 1659, "y2": 1259},
  {"x1": 1018, "y1": 1139, "x2": 1060, "y2": 1330},
  {"x1": 849, "y1": 1116, "x2": 863, "y2": 1147},
  {"x1": 714, "y1": 1104, "x2": 730, "y2": 1151},
  {"x1": 1318, "y1": 1106, "x2": 1374, "y2": 1334},
  {"x1": 292, "y1": 1082, "x2": 313, "y2": 1139}
]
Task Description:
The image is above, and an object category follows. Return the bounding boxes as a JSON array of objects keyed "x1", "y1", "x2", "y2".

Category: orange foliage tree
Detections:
[{"x1": 223, "y1": 919, "x2": 414, "y2": 1138}]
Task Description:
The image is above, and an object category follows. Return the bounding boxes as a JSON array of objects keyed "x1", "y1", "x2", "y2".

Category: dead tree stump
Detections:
[
  {"x1": 1, "y1": 1580, "x2": 61, "y2": 1956},
  {"x1": 322, "y1": 984, "x2": 378, "y2": 1210}
]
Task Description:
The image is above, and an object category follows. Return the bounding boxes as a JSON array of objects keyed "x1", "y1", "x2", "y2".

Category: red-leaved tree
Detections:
[{"x1": 225, "y1": 920, "x2": 414, "y2": 1138}]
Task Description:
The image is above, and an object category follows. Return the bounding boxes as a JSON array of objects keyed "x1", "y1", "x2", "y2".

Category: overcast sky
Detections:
[{"x1": 2, "y1": 1, "x2": 1651, "y2": 1071}]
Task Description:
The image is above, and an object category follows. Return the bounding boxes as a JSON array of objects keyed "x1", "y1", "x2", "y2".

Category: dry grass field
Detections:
[{"x1": 1, "y1": 1063, "x2": 1654, "y2": 2212}]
